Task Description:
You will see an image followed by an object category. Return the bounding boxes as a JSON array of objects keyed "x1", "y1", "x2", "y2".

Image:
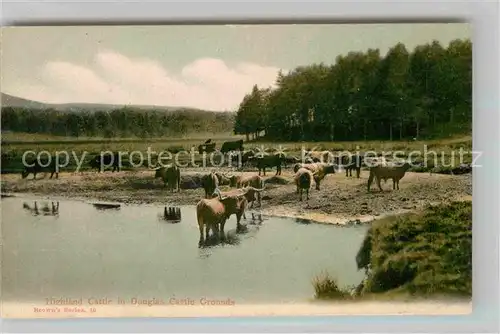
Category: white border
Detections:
[{"x1": 1, "y1": 0, "x2": 499, "y2": 333}]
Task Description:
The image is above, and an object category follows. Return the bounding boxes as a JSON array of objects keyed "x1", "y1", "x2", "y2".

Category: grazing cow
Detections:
[
  {"x1": 220, "y1": 139, "x2": 244, "y2": 154},
  {"x1": 250, "y1": 154, "x2": 284, "y2": 176},
  {"x1": 198, "y1": 142, "x2": 216, "y2": 155},
  {"x1": 196, "y1": 188, "x2": 249, "y2": 247},
  {"x1": 153, "y1": 165, "x2": 181, "y2": 192},
  {"x1": 367, "y1": 161, "x2": 411, "y2": 192},
  {"x1": 226, "y1": 174, "x2": 265, "y2": 207},
  {"x1": 201, "y1": 171, "x2": 219, "y2": 198},
  {"x1": 89, "y1": 152, "x2": 121, "y2": 172},
  {"x1": 294, "y1": 168, "x2": 318, "y2": 201},
  {"x1": 21, "y1": 158, "x2": 60, "y2": 179},
  {"x1": 293, "y1": 162, "x2": 336, "y2": 190}
]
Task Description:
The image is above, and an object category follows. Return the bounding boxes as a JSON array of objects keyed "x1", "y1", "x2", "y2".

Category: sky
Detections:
[{"x1": 1, "y1": 23, "x2": 471, "y2": 111}]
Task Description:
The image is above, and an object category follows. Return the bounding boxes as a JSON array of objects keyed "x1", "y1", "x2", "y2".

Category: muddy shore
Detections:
[{"x1": 1, "y1": 167, "x2": 472, "y2": 225}]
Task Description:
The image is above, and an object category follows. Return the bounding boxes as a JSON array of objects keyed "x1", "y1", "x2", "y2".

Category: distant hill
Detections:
[
  {"x1": 0, "y1": 92, "x2": 215, "y2": 113},
  {"x1": 1, "y1": 93, "x2": 48, "y2": 110}
]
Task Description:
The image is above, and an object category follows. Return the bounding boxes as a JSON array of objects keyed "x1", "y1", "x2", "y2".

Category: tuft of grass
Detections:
[{"x1": 312, "y1": 271, "x2": 353, "y2": 300}]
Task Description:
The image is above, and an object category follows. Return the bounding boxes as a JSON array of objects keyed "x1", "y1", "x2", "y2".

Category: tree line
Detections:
[
  {"x1": 234, "y1": 38, "x2": 472, "y2": 142},
  {"x1": 1, "y1": 107, "x2": 235, "y2": 138}
]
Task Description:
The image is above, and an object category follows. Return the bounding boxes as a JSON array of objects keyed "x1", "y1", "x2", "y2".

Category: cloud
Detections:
[{"x1": 12, "y1": 50, "x2": 284, "y2": 111}]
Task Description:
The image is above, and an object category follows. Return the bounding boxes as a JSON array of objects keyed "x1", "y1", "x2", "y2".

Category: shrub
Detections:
[{"x1": 312, "y1": 271, "x2": 352, "y2": 300}]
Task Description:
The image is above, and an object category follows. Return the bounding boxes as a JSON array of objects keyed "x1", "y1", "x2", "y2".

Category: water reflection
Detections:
[
  {"x1": 295, "y1": 218, "x2": 312, "y2": 225},
  {"x1": 248, "y1": 212, "x2": 264, "y2": 225},
  {"x1": 159, "y1": 206, "x2": 182, "y2": 223},
  {"x1": 3, "y1": 196, "x2": 369, "y2": 304},
  {"x1": 22, "y1": 201, "x2": 59, "y2": 216},
  {"x1": 198, "y1": 211, "x2": 265, "y2": 249}
]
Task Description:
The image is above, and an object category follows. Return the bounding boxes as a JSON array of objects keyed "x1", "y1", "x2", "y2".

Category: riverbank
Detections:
[
  {"x1": 1, "y1": 168, "x2": 472, "y2": 225},
  {"x1": 312, "y1": 200, "x2": 472, "y2": 302}
]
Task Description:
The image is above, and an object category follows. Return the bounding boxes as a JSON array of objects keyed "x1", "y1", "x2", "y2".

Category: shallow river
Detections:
[{"x1": 2, "y1": 196, "x2": 369, "y2": 304}]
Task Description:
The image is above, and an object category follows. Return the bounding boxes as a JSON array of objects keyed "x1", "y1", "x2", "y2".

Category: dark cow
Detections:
[
  {"x1": 333, "y1": 152, "x2": 364, "y2": 178},
  {"x1": 451, "y1": 163, "x2": 473, "y2": 175},
  {"x1": 344, "y1": 154, "x2": 364, "y2": 178},
  {"x1": 89, "y1": 152, "x2": 121, "y2": 172},
  {"x1": 227, "y1": 150, "x2": 255, "y2": 168},
  {"x1": 204, "y1": 139, "x2": 212, "y2": 144},
  {"x1": 250, "y1": 153, "x2": 285, "y2": 176},
  {"x1": 220, "y1": 139, "x2": 244, "y2": 154},
  {"x1": 201, "y1": 171, "x2": 219, "y2": 198},
  {"x1": 215, "y1": 172, "x2": 231, "y2": 186},
  {"x1": 21, "y1": 158, "x2": 60, "y2": 180},
  {"x1": 153, "y1": 165, "x2": 181, "y2": 192},
  {"x1": 198, "y1": 142, "x2": 216, "y2": 155},
  {"x1": 284, "y1": 155, "x2": 300, "y2": 168}
]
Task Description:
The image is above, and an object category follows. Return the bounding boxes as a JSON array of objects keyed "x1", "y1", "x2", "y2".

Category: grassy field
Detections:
[
  {"x1": 313, "y1": 200, "x2": 472, "y2": 300},
  {"x1": 1, "y1": 132, "x2": 473, "y2": 174}
]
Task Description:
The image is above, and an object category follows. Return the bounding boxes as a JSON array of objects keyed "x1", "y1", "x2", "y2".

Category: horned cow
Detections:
[
  {"x1": 293, "y1": 162, "x2": 336, "y2": 190},
  {"x1": 153, "y1": 165, "x2": 181, "y2": 192},
  {"x1": 238, "y1": 185, "x2": 266, "y2": 209},
  {"x1": 226, "y1": 174, "x2": 265, "y2": 208},
  {"x1": 195, "y1": 188, "x2": 249, "y2": 247}
]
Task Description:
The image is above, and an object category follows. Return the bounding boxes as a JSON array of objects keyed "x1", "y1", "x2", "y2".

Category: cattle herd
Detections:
[{"x1": 20, "y1": 139, "x2": 417, "y2": 247}]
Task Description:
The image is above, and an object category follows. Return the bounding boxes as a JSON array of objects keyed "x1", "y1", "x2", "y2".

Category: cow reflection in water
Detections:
[
  {"x1": 22, "y1": 201, "x2": 59, "y2": 216},
  {"x1": 159, "y1": 206, "x2": 182, "y2": 223},
  {"x1": 248, "y1": 212, "x2": 264, "y2": 225},
  {"x1": 199, "y1": 212, "x2": 264, "y2": 248},
  {"x1": 201, "y1": 229, "x2": 241, "y2": 248}
]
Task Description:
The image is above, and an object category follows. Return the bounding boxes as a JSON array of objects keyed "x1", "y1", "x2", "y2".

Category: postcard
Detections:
[{"x1": 1, "y1": 23, "x2": 472, "y2": 319}]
